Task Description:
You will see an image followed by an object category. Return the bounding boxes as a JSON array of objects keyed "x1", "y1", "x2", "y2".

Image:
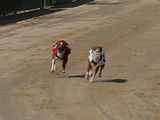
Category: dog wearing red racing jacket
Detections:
[
  {"x1": 85, "y1": 46, "x2": 106, "y2": 82},
  {"x1": 51, "y1": 40, "x2": 71, "y2": 73}
]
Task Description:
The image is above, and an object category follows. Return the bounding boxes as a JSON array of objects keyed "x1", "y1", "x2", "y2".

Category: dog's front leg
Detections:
[
  {"x1": 85, "y1": 61, "x2": 92, "y2": 80},
  {"x1": 98, "y1": 64, "x2": 105, "y2": 80},
  {"x1": 90, "y1": 66, "x2": 99, "y2": 82},
  {"x1": 51, "y1": 58, "x2": 56, "y2": 73},
  {"x1": 62, "y1": 56, "x2": 68, "y2": 73},
  {"x1": 85, "y1": 71, "x2": 89, "y2": 80},
  {"x1": 85, "y1": 71, "x2": 93, "y2": 80}
]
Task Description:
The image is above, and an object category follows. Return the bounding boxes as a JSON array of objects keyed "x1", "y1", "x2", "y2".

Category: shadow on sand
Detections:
[
  {"x1": 0, "y1": 0, "x2": 94, "y2": 25},
  {"x1": 67, "y1": 74, "x2": 85, "y2": 78},
  {"x1": 55, "y1": 0, "x2": 94, "y2": 8},
  {"x1": 63, "y1": 74, "x2": 128, "y2": 84},
  {"x1": 96, "y1": 79, "x2": 128, "y2": 83},
  {"x1": 0, "y1": 8, "x2": 64, "y2": 25}
]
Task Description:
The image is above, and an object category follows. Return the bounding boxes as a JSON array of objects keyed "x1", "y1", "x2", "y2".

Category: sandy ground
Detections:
[{"x1": 0, "y1": 0, "x2": 160, "y2": 120}]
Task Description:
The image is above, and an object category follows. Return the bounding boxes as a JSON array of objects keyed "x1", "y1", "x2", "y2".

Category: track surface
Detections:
[{"x1": 0, "y1": 0, "x2": 160, "y2": 120}]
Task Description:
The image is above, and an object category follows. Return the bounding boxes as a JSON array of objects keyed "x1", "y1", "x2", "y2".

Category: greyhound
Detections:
[
  {"x1": 85, "y1": 46, "x2": 106, "y2": 82},
  {"x1": 51, "y1": 40, "x2": 71, "y2": 73}
]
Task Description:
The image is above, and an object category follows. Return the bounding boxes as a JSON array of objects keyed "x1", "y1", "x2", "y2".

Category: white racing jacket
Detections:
[{"x1": 88, "y1": 48, "x2": 106, "y2": 66}]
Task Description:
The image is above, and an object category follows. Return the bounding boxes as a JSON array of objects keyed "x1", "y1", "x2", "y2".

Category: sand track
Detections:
[{"x1": 0, "y1": 0, "x2": 160, "y2": 120}]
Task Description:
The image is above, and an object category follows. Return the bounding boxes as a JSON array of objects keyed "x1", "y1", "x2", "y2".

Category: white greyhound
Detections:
[{"x1": 85, "y1": 46, "x2": 106, "y2": 82}]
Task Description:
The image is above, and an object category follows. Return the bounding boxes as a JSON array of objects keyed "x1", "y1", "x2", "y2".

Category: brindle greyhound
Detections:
[
  {"x1": 51, "y1": 40, "x2": 71, "y2": 73},
  {"x1": 85, "y1": 46, "x2": 106, "y2": 82}
]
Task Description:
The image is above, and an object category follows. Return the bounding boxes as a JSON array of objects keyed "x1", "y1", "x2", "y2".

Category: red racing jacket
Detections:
[{"x1": 52, "y1": 40, "x2": 71, "y2": 59}]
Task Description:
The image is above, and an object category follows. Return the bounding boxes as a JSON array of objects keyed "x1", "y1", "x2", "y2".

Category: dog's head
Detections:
[
  {"x1": 92, "y1": 46, "x2": 103, "y2": 63},
  {"x1": 56, "y1": 42, "x2": 66, "y2": 58},
  {"x1": 57, "y1": 45, "x2": 65, "y2": 53}
]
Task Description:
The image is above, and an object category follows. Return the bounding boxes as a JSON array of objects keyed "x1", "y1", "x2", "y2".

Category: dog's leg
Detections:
[
  {"x1": 51, "y1": 58, "x2": 56, "y2": 73},
  {"x1": 90, "y1": 66, "x2": 99, "y2": 82},
  {"x1": 98, "y1": 64, "x2": 105, "y2": 80},
  {"x1": 85, "y1": 71, "x2": 89, "y2": 80},
  {"x1": 89, "y1": 71, "x2": 93, "y2": 77},
  {"x1": 62, "y1": 56, "x2": 68, "y2": 73},
  {"x1": 85, "y1": 60, "x2": 92, "y2": 80},
  {"x1": 85, "y1": 70, "x2": 93, "y2": 80}
]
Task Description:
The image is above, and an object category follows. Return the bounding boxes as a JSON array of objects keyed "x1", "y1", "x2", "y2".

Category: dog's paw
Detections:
[
  {"x1": 89, "y1": 79, "x2": 93, "y2": 83},
  {"x1": 62, "y1": 70, "x2": 65, "y2": 73},
  {"x1": 50, "y1": 70, "x2": 55, "y2": 74},
  {"x1": 98, "y1": 77, "x2": 101, "y2": 80},
  {"x1": 89, "y1": 77, "x2": 94, "y2": 83}
]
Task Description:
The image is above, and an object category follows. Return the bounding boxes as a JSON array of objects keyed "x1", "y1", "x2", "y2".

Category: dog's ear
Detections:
[
  {"x1": 92, "y1": 46, "x2": 99, "y2": 51},
  {"x1": 96, "y1": 46, "x2": 103, "y2": 51},
  {"x1": 92, "y1": 46, "x2": 96, "y2": 51}
]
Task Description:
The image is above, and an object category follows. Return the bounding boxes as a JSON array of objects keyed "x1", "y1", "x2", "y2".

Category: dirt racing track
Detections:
[{"x1": 0, "y1": 0, "x2": 160, "y2": 120}]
